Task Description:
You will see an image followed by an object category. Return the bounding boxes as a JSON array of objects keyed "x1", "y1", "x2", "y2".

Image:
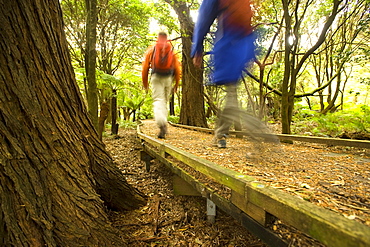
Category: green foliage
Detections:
[
  {"x1": 117, "y1": 119, "x2": 138, "y2": 129},
  {"x1": 292, "y1": 105, "x2": 370, "y2": 137},
  {"x1": 315, "y1": 0, "x2": 332, "y2": 17},
  {"x1": 206, "y1": 115, "x2": 218, "y2": 126},
  {"x1": 74, "y1": 68, "x2": 86, "y2": 89},
  {"x1": 121, "y1": 92, "x2": 147, "y2": 113},
  {"x1": 64, "y1": 0, "x2": 370, "y2": 137},
  {"x1": 62, "y1": 0, "x2": 152, "y2": 73},
  {"x1": 103, "y1": 120, "x2": 138, "y2": 135},
  {"x1": 117, "y1": 72, "x2": 149, "y2": 120},
  {"x1": 167, "y1": 115, "x2": 179, "y2": 124},
  {"x1": 152, "y1": 2, "x2": 179, "y2": 35},
  {"x1": 137, "y1": 98, "x2": 153, "y2": 120}
]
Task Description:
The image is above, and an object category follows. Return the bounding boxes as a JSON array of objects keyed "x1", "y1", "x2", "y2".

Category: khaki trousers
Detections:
[{"x1": 151, "y1": 73, "x2": 172, "y2": 127}]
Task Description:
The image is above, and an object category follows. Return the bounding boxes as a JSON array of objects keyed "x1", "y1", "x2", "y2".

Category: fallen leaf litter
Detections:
[{"x1": 104, "y1": 120, "x2": 370, "y2": 246}]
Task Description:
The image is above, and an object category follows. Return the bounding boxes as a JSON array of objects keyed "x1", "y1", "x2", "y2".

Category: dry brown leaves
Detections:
[
  {"x1": 104, "y1": 128, "x2": 266, "y2": 247},
  {"x1": 139, "y1": 120, "x2": 370, "y2": 227},
  {"x1": 104, "y1": 119, "x2": 369, "y2": 246}
]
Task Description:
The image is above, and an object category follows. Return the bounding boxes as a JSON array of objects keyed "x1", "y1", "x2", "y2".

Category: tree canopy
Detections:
[{"x1": 61, "y1": 0, "x2": 370, "y2": 134}]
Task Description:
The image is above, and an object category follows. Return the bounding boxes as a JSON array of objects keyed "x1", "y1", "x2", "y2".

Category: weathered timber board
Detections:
[
  {"x1": 141, "y1": 142, "x2": 287, "y2": 247},
  {"x1": 170, "y1": 123, "x2": 370, "y2": 149},
  {"x1": 247, "y1": 183, "x2": 370, "y2": 247},
  {"x1": 138, "y1": 132, "x2": 254, "y2": 194},
  {"x1": 137, "y1": 129, "x2": 370, "y2": 247}
]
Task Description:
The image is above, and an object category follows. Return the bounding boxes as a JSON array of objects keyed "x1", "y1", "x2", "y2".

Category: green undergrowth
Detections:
[
  {"x1": 118, "y1": 120, "x2": 138, "y2": 129},
  {"x1": 292, "y1": 105, "x2": 370, "y2": 138},
  {"x1": 105, "y1": 105, "x2": 369, "y2": 140},
  {"x1": 167, "y1": 115, "x2": 180, "y2": 124}
]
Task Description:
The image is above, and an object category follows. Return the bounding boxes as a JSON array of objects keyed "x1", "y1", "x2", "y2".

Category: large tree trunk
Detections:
[
  {"x1": 166, "y1": 0, "x2": 208, "y2": 128},
  {"x1": 180, "y1": 37, "x2": 207, "y2": 127},
  {"x1": 0, "y1": 1, "x2": 146, "y2": 246}
]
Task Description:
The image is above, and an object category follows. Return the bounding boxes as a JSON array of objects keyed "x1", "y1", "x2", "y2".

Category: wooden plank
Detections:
[
  {"x1": 231, "y1": 190, "x2": 274, "y2": 226},
  {"x1": 170, "y1": 123, "x2": 370, "y2": 149},
  {"x1": 274, "y1": 134, "x2": 370, "y2": 149},
  {"x1": 165, "y1": 146, "x2": 252, "y2": 194},
  {"x1": 138, "y1": 130, "x2": 370, "y2": 247},
  {"x1": 141, "y1": 143, "x2": 287, "y2": 247},
  {"x1": 173, "y1": 175, "x2": 201, "y2": 196},
  {"x1": 138, "y1": 131, "x2": 255, "y2": 194},
  {"x1": 246, "y1": 182, "x2": 370, "y2": 247},
  {"x1": 210, "y1": 193, "x2": 288, "y2": 247},
  {"x1": 169, "y1": 122, "x2": 213, "y2": 134}
]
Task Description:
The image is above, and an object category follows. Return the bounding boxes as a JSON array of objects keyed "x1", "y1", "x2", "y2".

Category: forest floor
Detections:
[
  {"x1": 105, "y1": 129, "x2": 267, "y2": 247},
  {"x1": 103, "y1": 121, "x2": 370, "y2": 246}
]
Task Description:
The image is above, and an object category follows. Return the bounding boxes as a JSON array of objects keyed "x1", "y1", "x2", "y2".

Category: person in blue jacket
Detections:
[
  {"x1": 191, "y1": 0, "x2": 277, "y2": 148},
  {"x1": 191, "y1": 0, "x2": 255, "y2": 85}
]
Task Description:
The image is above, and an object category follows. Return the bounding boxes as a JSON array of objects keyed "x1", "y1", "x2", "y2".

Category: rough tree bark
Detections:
[{"x1": 0, "y1": 0, "x2": 146, "y2": 246}]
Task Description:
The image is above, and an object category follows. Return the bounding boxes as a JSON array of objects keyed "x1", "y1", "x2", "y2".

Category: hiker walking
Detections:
[
  {"x1": 192, "y1": 0, "x2": 278, "y2": 148},
  {"x1": 142, "y1": 32, "x2": 181, "y2": 139}
]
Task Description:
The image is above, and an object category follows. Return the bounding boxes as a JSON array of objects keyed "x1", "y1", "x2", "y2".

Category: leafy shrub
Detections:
[
  {"x1": 168, "y1": 115, "x2": 179, "y2": 124},
  {"x1": 118, "y1": 120, "x2": 138, "y2": 129},
  {"x1": 292, "y1": 105, "x2": 369, "y2": 137},
  {"x1": 207, "y1": 115, "x2": 218, "y2": 124}
]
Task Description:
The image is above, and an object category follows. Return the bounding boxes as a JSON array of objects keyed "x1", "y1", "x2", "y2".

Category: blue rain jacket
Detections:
[{"x1": 191, "y1": 0, "x2": 256, "y2": 85}]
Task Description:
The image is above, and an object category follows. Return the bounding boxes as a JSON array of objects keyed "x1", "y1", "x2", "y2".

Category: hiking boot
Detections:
[
  {"x1": 212, "y1": 135, "x2": 227, "y2": 148},
  {"x1": 158, "y1": 124, "x2": 167, "y2": 139},
  {"x1": 217, "y1": 138, "x2": 227, "y2": 148}
]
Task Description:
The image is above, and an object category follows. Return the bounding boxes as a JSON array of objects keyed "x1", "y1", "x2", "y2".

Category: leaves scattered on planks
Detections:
[
  {"x1": 104, "y1": 121, "x2": 369, "y2": 246},
  {"x1": 105, "y1": 128, "x2": 266, "y2": 246},
  {"x1": 139, "y1": 120, "x2": 370, "y2": 229}
]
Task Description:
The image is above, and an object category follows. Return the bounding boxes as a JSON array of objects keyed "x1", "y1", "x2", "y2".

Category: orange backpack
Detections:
[{"x1": 151, "y1": 41, "x2": 174, "y2": 75}]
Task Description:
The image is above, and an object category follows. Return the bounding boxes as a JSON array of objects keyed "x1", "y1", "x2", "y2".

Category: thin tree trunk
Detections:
[
  {"x1": 85, "y1": 0, "x2": 99, "y2": 130},
  {"x1": 0, "y1": 1, "x2": 146, "y2": 245},
  {"x1": 169, "y1": 93, "x2": 175, "y2": 116},
  {"x1": 111, "y1": 89, "x2": 118, "y2": 135},
  {"x1": 258, "y1": 66, "x2": 266, "y2": 119}
]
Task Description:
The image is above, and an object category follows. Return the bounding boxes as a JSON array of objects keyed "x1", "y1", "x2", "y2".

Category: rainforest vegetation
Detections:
[
  {"x1": 1, "y1": 1, "x2": 369, "y2": 245},
  {"x1": 62, "y1": 0, "x2": 370, "y2": 138}
]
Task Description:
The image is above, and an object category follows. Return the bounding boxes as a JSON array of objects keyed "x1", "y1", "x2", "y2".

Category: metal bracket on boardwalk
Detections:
[
  {"x1": 207, "y1": 199, "x2": 216, "y2": 224},
  {"x1": 137, "y1": 124, "x2": 370, "y2": 247}
]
